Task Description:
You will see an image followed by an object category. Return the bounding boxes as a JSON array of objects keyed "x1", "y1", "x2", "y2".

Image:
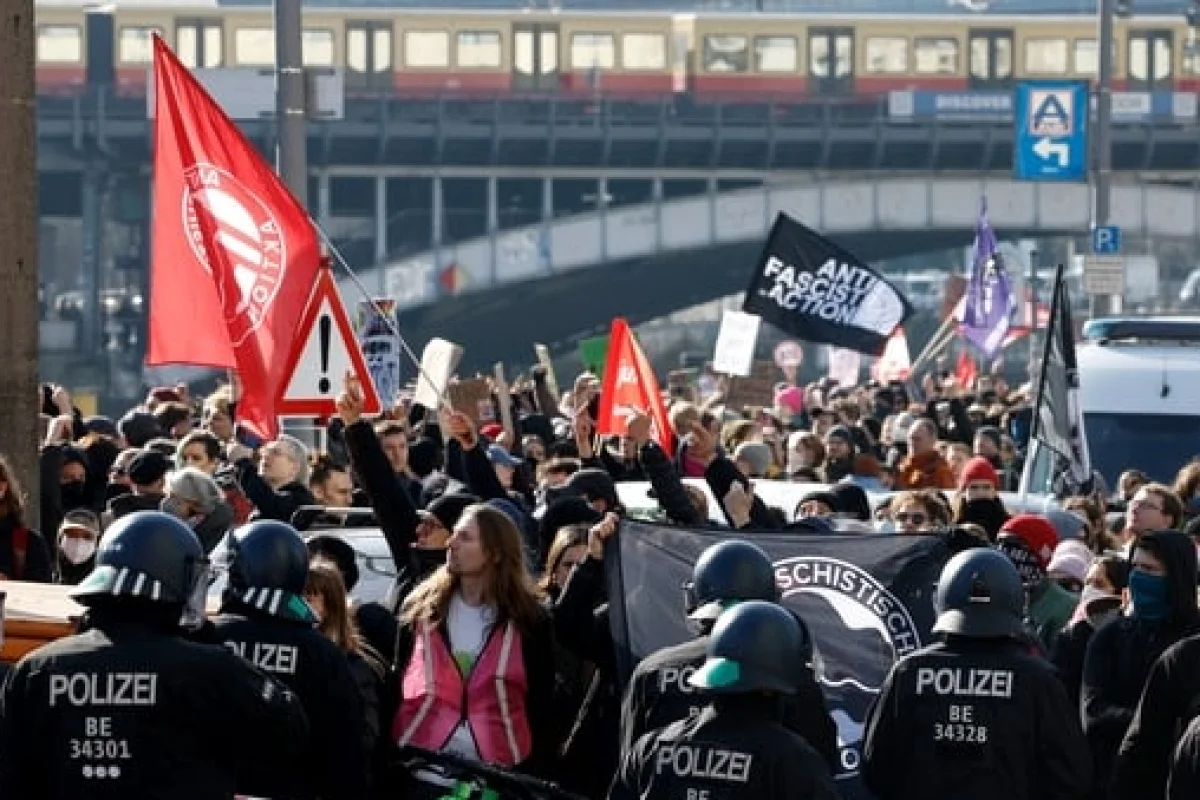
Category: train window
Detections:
[
  {"x1": 865, "y1": 37, "x2": 907, "y2": 73},
  {"x1": 457, "y1": 31, "x2": 501, "y2": 68},
  {"x1": 404, "y1": 31, "x2": 449, "y2": 68},
  {"x1": 1074, "y1": 39, "x2": 1098, "y2": 74},
  {"x1": 621, "y1": 33, "x2": 666, "y2": 70},
  {"x1": 914, "y1": 38, "x2": 958, "y2": 74},
  {"x1": 1024, "y1": 38, "x2": 1068, "y2": 74},
  {"x1": 703, "y1": 35, "x2": 749, "y2": 73},
  {"x1": 571, "y1": 33, "x2": 615, "y2": 70},
  {"x1": 37, "y1": 25, "x2": 82, "y2": 63},
  {"x1": 235, "y1": 28, "x2": 275, "y2": 66},
  {"x1": 118, "y1": 26, "x2": 161, "y2": 64},
  {"x1": 303, "y1": 29, "x2": 335, "y2": 67},
  {"x1": 178, "y1": 25, "x2": 222, "y2": 68},
  {"x1": 755, "y1": 36, "x2": 797, "y2": 73}
]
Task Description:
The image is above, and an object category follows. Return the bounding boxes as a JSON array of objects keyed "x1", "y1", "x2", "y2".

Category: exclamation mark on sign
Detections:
[{"x1": 317, "y1": 315, "x2": 332, "y2": 394}]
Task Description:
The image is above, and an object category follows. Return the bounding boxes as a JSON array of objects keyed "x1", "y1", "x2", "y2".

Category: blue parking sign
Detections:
[
  {"x1": 1014, "y1": 81, "x2": 1089, "y2": 182},
  {"x1": 1092, "y1": 225, "x2": 1121, "y2": 254}
]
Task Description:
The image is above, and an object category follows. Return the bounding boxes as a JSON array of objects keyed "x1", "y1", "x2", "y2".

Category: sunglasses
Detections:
[{"x1": 895, "y1": 512, "x2": 927, "y2": 525}]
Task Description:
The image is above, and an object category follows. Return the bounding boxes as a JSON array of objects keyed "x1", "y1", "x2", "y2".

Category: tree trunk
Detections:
[{"x1": 0, "y1": 0, "x2": 41, "y2": 527}]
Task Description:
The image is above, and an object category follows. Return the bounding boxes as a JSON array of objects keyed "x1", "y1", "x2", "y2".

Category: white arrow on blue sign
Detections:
[{"x1": 1014, "y1": 81, "x2": 1089, "y2": 182}]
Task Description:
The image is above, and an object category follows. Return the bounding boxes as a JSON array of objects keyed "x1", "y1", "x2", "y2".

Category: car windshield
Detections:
[{"x1": 1086, "y1": 412, "x2": 1200, "y2": 486}]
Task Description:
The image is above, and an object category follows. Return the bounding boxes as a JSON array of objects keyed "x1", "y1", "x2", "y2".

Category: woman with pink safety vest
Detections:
[{"x1": 389, "y1": 503, "x2": 557, "y2": 799}]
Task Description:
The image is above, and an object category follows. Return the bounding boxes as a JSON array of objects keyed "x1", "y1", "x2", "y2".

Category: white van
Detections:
[{"x1": 1023, "y1": 317, "x2": 1200, "y2": 492}]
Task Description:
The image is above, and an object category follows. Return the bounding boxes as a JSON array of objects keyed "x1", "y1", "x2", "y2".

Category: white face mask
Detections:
[{"x1": 60, "y1": 537, "x2": 97, "y2": 565}]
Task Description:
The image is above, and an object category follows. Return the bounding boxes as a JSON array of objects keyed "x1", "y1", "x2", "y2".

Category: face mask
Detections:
[
  {"x1": 1129, "y1": 570, "x2": 1171, "y2": 623},
  {"x1": 60, "y1": 537, "x2": 97, "y2": 566},
  {"x1": 60, "y1": 480, "x2": 87, "y2": 510}
]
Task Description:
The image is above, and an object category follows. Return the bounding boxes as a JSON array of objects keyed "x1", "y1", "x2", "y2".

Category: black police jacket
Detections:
[
  {"x1": 213, "y1": 605, "x2": 368, "y2": 799},
  {"x1": 619, "y1": 634, "x2": 839, "y2": 772},
  {"x1": 861, "y1": 637, "x2": 1092, "y2": 800},
  {"x1": 0, "y1": 619, "x2": 308, "y2": 799},
  {"x1": 611, "y1": 698, "x2": 839, "y2": 800}
]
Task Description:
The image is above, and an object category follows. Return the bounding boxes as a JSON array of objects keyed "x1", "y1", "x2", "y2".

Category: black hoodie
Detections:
[{"x1": 1081, "y1": 530, "x2": 1200, "y2": 795}]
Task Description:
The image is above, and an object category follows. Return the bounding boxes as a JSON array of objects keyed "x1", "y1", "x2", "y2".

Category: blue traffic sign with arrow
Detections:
[{"x1": 1014, "y1": 81, "x2": 1089, "y2": 182}]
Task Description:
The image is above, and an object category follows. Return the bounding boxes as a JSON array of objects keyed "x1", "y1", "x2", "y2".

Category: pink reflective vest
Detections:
[{"x1": 392, "y1": 620, "x2": 532, "y2": 766}]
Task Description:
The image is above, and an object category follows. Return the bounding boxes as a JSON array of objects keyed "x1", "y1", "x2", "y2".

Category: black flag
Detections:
[
  {"x1": 606, "y1": 521, "x2": 952, "y2": 799},
  {"x1": 1030, "y1": 263, "x2": 1092, "y2": 495},
  {"x1": 743, "y1": 213, "x2": 914, "y2": 356}
]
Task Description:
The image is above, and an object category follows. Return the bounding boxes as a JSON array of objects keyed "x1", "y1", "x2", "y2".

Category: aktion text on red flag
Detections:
[
  {"x1": 596, "y1": 318, "x2": 675, "y2": 454},
  {"x1": 146, "y1": 34, "x2": 319, "y2": 439}
]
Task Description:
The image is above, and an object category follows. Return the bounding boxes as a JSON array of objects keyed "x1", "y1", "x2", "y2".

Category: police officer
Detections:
[
  {"x1": 211, "y1": 520, "x2": 368, "y2": 799},
  {"x1": 0, "y1": 510, "x2": 308, "y2": 798},
  {"x1": 618, "y1": 539, "x2": 838, "y2": 770},
  {"x1": 611, "y1": 600, "x2": 839, "y2": 800},
  {"x1": 861, "y1": 547, "x2": 1092, "y2": 799}
]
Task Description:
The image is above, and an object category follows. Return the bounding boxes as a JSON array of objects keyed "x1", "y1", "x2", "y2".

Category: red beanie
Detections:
[
  {"x1": 1000, "y1": 514, "x2": 1058, "y2": 568},
  {"x1": 958, "y1": 456, "x2": 999, "y2": 491}
]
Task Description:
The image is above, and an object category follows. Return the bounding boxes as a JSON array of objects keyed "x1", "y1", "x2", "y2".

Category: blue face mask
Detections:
[{"x1": 1129, "y1": 570, "x2": 1170, "y2": 622}]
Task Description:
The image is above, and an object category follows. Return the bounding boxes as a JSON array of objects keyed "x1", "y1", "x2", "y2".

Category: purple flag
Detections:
[{"x1": 960, "y1": 198, "x2": 1013, "y2": 358}]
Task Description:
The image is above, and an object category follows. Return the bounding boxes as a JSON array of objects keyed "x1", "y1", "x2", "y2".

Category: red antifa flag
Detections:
[
  {"x1": 596, "y1": 318, "x2": 675, "y2": 454},
  {"x1": 146, "y1": 35, "x2": 319, "y2": 439}
]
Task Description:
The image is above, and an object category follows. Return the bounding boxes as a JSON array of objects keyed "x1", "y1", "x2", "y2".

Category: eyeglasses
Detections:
[{"x1": 895, "y1": 512, "x2": 927, "y2": 525}]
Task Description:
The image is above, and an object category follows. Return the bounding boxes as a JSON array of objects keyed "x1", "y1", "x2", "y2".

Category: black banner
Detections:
[
  {"x1": 606, "y1": 522, "x2": 952, "y2": 799},
  {"x1": 743, "y1": 213, "x2": 914, "y2": 356}
]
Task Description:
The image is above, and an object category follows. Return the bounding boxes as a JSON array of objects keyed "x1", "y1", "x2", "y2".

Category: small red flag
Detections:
[
  {"x1": 146, "y1": 35, "x2": 320, "y2": 440},
  {"x1": 595, "y1": 319, "x2": 674, "y2": 454},
  {"x1": 955, "y1": 349, "x2": 978, "y2": 390}
]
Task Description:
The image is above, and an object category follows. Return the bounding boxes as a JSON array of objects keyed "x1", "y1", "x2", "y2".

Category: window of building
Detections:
[
  {"x1": 703, "y1": 35, "x2": 748, "y2": 73},
  {"x1": 755, "y1": 35, "x2": 797, "y2": 73},
  {"x1": 914, "y1": 37, "x2": 958, "y2": 74},
  {"x1": 865, "y1": 37, "x2": 907, "y2": 74},
  {"x1": 38, "y1": 25, "x2": 82, "y2": 63},
  {"x1": 457, "y1": 30, "x2": 501, "y2": 68},
  {"x1": 621, "y1": 33, "x2": 666, "y2": 70},
  {"x1": 571, "y1": 32, "x2": 614, "y2": 69}
]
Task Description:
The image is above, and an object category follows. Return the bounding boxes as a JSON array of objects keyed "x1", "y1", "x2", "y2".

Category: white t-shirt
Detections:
[{"x1": 442, "y1": 591, "x2": 497, "y2": 761}]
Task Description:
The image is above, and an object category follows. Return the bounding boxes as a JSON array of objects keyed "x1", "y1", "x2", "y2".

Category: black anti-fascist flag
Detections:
[
  {"x1": 606, "y1": 521, "x2": 952, "y2": 800},
  {"x1": 743, "y1": 213, "x2": 914, "y2": 356}
]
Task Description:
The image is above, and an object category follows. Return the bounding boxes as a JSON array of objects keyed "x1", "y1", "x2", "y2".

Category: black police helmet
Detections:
[
  {"x1": 686, "y1": 539, "x2": 780, "y2": 622},
  {"x1": 226, "y1": 520, "x2": 310, "y2": 595},
  {"x1": 932, "y1": 547, "x2": 1025, "y2": 639},
  {"x1": 71, "y1": 510, "x2": 204, "y2": 607},
  {"x1": 689, "y1": 600, "x2": 806, "y2": 695}
]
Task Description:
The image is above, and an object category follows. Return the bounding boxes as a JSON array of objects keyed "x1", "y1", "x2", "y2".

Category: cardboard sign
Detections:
[
  {"x1": 726, "y1": 360, "x2": 777, "y2": 410},
  {"x1": 413, "y1": 338, "x2": 464, "y2": 411},
  {"x1": 448, "y1": 378, "x2": 495, "y2": 425}
]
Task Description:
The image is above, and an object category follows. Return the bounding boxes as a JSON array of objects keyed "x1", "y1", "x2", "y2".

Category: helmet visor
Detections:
[{"x1": 180, "y1": 558, "x2": 213, "y2": 631}]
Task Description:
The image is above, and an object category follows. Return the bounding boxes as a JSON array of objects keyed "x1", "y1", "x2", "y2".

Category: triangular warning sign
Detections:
[{"x1": 275, "y1": 269, "x2": 382, "y2": 417}]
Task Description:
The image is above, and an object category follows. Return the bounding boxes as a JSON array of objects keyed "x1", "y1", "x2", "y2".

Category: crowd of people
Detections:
[{"x1": 0, "y1": 360, "x2": 1199, "y2": 798}]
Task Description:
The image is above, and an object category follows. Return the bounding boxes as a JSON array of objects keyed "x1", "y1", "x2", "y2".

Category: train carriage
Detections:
[{"x1": 30, "y1": 1, "x2": 1200, "y2": 102}]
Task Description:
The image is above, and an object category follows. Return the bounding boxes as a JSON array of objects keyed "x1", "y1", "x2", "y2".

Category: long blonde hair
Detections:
[
  {"x1": 400, "y1": 504, "x2": 544, "y2": 636},
  {"x1": 305, "y1": 560, "x2": 384, "y2": 676}
]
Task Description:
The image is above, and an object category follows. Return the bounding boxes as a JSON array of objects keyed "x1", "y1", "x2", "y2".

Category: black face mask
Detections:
[
  {"x1": 60, "y1": 480, "x2": 88, "y2": 510},
  {"x1": 959, "y1": 497, "x2": 1010, "y2": 541},
  {"x1": 104, "y1": 483, "x2": 131, "y2": 503}
]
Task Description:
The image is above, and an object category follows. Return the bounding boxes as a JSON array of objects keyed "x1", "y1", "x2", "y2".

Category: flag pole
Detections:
[
  {"x1": 314, "y1": 227, "x2": 456, "y2": 415},
  {"x1": 1028, "y1": 262, "x2": 1065, "y2": 447},
  {"x1": 911, "y1": 314, "x2": 957, "y2": 375}
]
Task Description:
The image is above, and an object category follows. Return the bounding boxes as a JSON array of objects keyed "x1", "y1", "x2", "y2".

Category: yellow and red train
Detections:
[{"x1": 33, "y1": 0, "x2": 1200, "y2": 100}]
